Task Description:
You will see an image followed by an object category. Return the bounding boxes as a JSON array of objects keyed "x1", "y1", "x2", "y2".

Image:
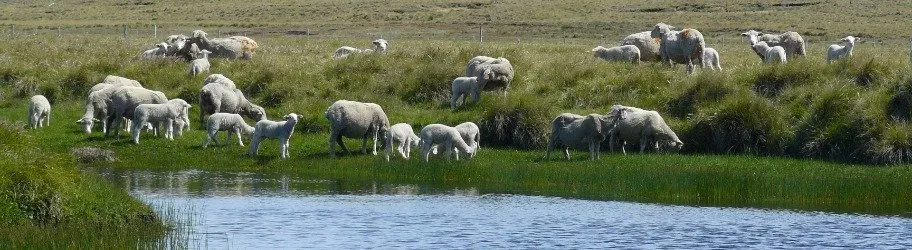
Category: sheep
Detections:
[
  {"x1": 202, "y1": 113, "x2": 255, "y2": 148},
  {"x1": 465, "y1": 57, "x2": 514, "y2": 98},
  {"x1": 164, "y1": 35, "x2": 190, "y2": 59},
  {"x1": 826, "y1": 36, "x2": 857, "y2": 64},
  {"x1": 419, "y1": 124, "x2": 475, "y2": 163},
  {"x1": 388, "y1": 123, "x2": 421, "y2": 160},
  {"x1": 650, "y1": 23, "x2": 706, "y2": 74},
  {"x1": 141, "y1": 43, "x2": 169, "y2": 59},
  {"x1": 130, "y1": 99, "x2": 191, "y2": 144},
  {"x1": 333, "y1": 46, "x2": 362, "y2": 59},
  {"x1": 325, "y1": 100, "x2": 392, "y2": 160},
  {"x1": 188, "y1": 50, "x2": 212, "y2": 76},
  {"x1": 203, "y1": 74, "x2": 236, "y2": 89},
  {"x1": 27, "y1": 95, "x2": 50, "y2": 129},
  {"x1": 621, "y1": 31, "x2": 661, "y2": 62},
  {"x1": 607, "y1": 105, "x2": 683, "y2": 154},
  {"x1": 591, "y1": 45, "x2": 641, "y2": 64},
  {"x1": 465, "y1": 56, "x2": 496, "y2": 77},
  {"x1": 450, "y1": 76, "x2": 480, "y2": 109},
  {"x1": 372, "y1": 39, "x2": 389, "y2": 53},
  {"x1": 78, "y1": 86, "x2": 119, "y2": 134},
  {"x1": 454, "y1": 122, "x2": 480, "y2": 159},
  {"x1": 545, "y1": 111, "x2": 625, "y2": 161},
  {"x1": 700, "y1": 47, "x2": 722, "y2": 70},
  {"x1": 248, "y1": 113, "x2": 300, "y2": 159},
  {"x1": 199, "y1": 82, "x2": 266, "y2": 125},
  {"x1": 190, "y1": 30, "x2": 258, "y2": 60},
  {"x1": 105, "y1": 86, "x2": 168, "y2": 137},
  {"x1": 752, "y1": 41, "x2": 787, "y2": 64},
  {"x1": 740, "y1": 30, "x2": 806, "y2": 58},
  {"x1": 102, "y1": 75, "x2": 142, "y2": 87}
]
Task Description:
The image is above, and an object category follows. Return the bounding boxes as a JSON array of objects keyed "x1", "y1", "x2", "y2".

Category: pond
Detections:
[{"x1": 97, "y1": 169, "x2": 912, "y2": 248}]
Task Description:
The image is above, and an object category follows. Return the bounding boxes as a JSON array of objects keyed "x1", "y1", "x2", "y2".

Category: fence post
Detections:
[
  {"x1": 57, "y1": 27, "x2": 61, "y2": 38},
  {"x1": 517, "y1": 36, "x2": 520, "y2": 46},
  {"x1": 153, "y1": 24, "x2": 157, "y2": 39},
  {"x1": 122, "y1": 25, "x2": 128, "y2": 42},
  {"x1": 479, "y1": 26, "x2": 483, "y2": 43}
]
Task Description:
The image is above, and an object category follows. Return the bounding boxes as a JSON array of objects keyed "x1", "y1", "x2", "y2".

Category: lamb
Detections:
[
  {"x1": 105, "y1": 86, "x2": 168, "y2": 137},
  {"x1": 141, "y1": 43, "x2": 169, "y2": 59},
  {"x1": 333, "y1": 46, "x2": 362, "y2": 59},
  {"x1": 650, "y1": 23, "x2": 706, "y2": 74},
  {"x1": 372, "y1": 39, "x2": 389, "y2": 53},
  {"x1": 388, "y1": 123, "x2": 421, "y2": 160},
  {"x1": 752, "y1": 41, "x2": 787, "y2": 64},
  {"x1": 450, "y1": 76, "x2": 480, "y2": 109},
  {"x1": 592, "y1": 45, "x2": 641, "y2": 64},
  {"x1": 621, "y1": 31, "x2": 661, "y2": 62},
  {"x1": 27, "y1": 95, "x2": 50, "y2": 129},
  {"x1": 545, "y1": 111, "x2": 624, "y2": 161},
  {"x1": 188, "y1": 50, "x2": 212, "y2": 76},
  {"x1": 700, "y1": 47, "x2": 722, "y2": 70},
  {"x1": 740, "y1": 30, "x2": 806, "y2": 58},
  {"x1": 199, "y1": 82, "x2": 266, "y2": 124},
  {"x1": 465, "y1": 57, "x2": 514, "y2": 98},
  {"x1": 190, "y1": 30, "x2": 258, "y2": 60},
  {"x1": 203, "y1": 74, "x2": 236, "y2": 89},
  {"x1": 248, "y1": 113, "x2": 300, "y2": 159},
  {"x1": 130, "y1": 99, "x2": 191, "y2": 144},
  {"x1": 325, "y1": 100, "x2": 392, "y2": 160},
  {"x1": 607, "y1": 105, "x2": 683, "y2": 154},
  {"x1": 418, "y1": 124, "x2": 475, "y2": 163},
  {"x1": 202, "y1": 113, "x2": 255, "y2": 148},
  {"x1": 826, "y1": 36, "x2": 857, "y2": 64},
  {"x1": 454, "y1": 122, "x2": 480, "y2": 159}
]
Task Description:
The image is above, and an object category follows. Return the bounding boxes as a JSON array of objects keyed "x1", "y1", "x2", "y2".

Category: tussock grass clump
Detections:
[
  {"x1": 478, "y1": 94, "x2": 552, "y2": 149},
  {"x1": 667, "y1": 72, "x2": 735, "y2": 118},
  {"x1": 682, "y1": 94, "x2": 789, "y2": 155},
  {"x1": 751, "y1": 60, "x2": 823, "y2": 98}
]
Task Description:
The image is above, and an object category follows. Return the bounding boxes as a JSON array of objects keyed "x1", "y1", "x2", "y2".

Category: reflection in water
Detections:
[{"x1": 97, "y1": 169, "x2": 912, "y2": 249}]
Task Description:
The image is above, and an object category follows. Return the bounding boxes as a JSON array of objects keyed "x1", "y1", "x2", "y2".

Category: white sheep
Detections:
[
  {"x1": 248, "y1": 113, "x2": 301, "y2": 159},
  {"x1": 701, "y1": 47, "x2": 722, "y2": 70},
  {"x1": 141, "y1": 43, "x2": 169, "y2": 59},
  {"x1": 131, "y1": 99, "x2": 191, "y2": 144},
  {"x1": 827, "y1": 36, "x2": 857, "y2": 64},
  {"x1": 203, "y1": 74, "x2": 236, "y2": 89},
  {"x1": 199, "y1": 82, "x2": 266, "y2": 125},
  {"x1": 454, "y1": 122, "x2": 480, "y2": 159},
  {"x1": 190, "y1": 30, "x2": 258, "y2": 60},
  {"x1": 465, "y1": 56, "x2": 496, "y2": 77},
  {"x1": 450, "y1": 76, "x2": 480, "y2": 109},
  {"x1": 333, "y1": 46, "x2": 362, "y2": 59},
  {"x1": 650, "y1": 23, "x2": 706, "y2": 74},
  {"x1": 325, "y1": 100, "x2": 392, "y2": 160},
  {"x1": 752, "y1": 41, "x2": 787, "y2": 64},
  {"x1": 545, "y1": 112, "x2": 623, "y2": 161},
  {"x1": 607, "y1": 105, "x2": 683, "y2": 154},
  {"x1": 465, "y1": 57, "x2": 514, "y2": 98},
  {"x1": 740, "y1": 30, "x2": 806, "y2": 58},
  {"x1": 106, "y1": 86, "x2": 168, "y2": 137},
  {"x1": 27, "y1": 95, "x2": 50, "y2": 129},
  {"x1": 591, "y1": 45, "x2": 641, "y2": 64},
  {"x1": 202, "y1": 113, "x2": 255, "y2": 148},
  {"x1": 372, "y1": 39, "x2": 389, "y2": 53},
  {"x1": 188, "y1": 50, "x2": 212, "y2": 76},
  {"x1": 621, "y1": 31, "x2": 661, "y2": 62},
  {"x1": 388, "y1": 123, "x2": 421, "y2": 160},
  {"x1": 419, "y1": 124, "x2": 475, "y2": 163}
]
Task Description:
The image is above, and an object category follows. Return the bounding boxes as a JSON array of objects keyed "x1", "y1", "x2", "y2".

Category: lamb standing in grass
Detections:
[
  {"x1": 130, "y1": 99, "x2": 191, "y2": 144},
  {"x1": 248, "y1": 113, "x2": 300, "y2": 159},
  {"x1": 740, "y1": 30, "x2": 806, "y2": 58},
  {"x1": 621, "y1": 31, "x2": 661, "y2": 62},
  {"x1": 650, "y1": 23, "x2": 706, "y2": 74},
  {"x1": 607, "y1": 105, "x2": 683, "y2": 154},
  {"x1": 27, "y1": 95, "x2": 50, "y2": 129},
  {"x1": 419, "y1": 124, "x2": 475, "y2": 163},
  {"x1": 325, "y1": 100, "x2": 392, "y2": 160},
  {"x1": 450, "y1": 76, "x2": 480, "y2": 109},
  {"x1": 700, "y1": 47, "x2": 722, "y2": 70},
  {"x1": 454, "y1": 122, "x2": 480, "y2": 159},
  {"x1": 199, "y1": 82, "x2": 266, "y2": 125},
  {"x1": 106, "y1": 87, "x2": 168, "y2": 137},
  {"x1": 591, "y1": 45, "x2": 641, "y2": 64},
  {"x1": 753, "y1": 41, "x2": 787, "y2": 64},
  {"x1": 827, "y1": 36, "x2": 857, "y2": 64},
  {"x1": 388, "y1": 123, "x2": 421, "y2": 160},
  {"x1": 188, "y1": 50, "x2": 211, "y2": 76},
  {"x1": 141, "y1": 43, "x2": 169, "y2": 59},
  {"x1": 203, "y1": 113, "x2": 255, "y2": 148}
]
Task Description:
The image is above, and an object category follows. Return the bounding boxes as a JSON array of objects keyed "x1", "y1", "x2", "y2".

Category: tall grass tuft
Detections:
[{"x1": 682, "y1": 93, "x2": 789, "y2": 155}]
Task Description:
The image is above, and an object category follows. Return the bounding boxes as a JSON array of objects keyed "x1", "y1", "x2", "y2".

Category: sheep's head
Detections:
[
  {"x1": 591, "y1": 46, "x2": 609, "y2": 58},
  {"x1": 372, "y1": 39, "x2": 389, "y2": 52},
  {"x1": 842, "y1": 36, "x2": 857, "y2": 45},
  {"x1": 740, "y1": 30, "x2": 762, "y2": 45},
  {"x1": 650, "y1": 23, "x2": 674, "y2": 38},
  {"x1": 410, "y1": 137, "x2": 421, "y2": 148},
  {"x1": 243, "y1": 105, "x2": 267, "y2": 121},
  {"x1": 283, "y1": 113, "x2": 302, "y2": 124},
  {"x1": 191, "y1": 30, "x2": 208, "y2": 39},
  {"x1": 165, "y1": 35, "x2": 188, "y2": 51},
  {"x1": 662, "y1": 139, "x2": 684, "y2": 152},
  {"x1": 75, "y1": 117, "x2": 99, "y2": 134}
]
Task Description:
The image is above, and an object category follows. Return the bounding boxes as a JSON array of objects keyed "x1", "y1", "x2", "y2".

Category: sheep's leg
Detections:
[
  {"x1": 166, "y1": 119, "x2": 174, "y2": 141},
  {"x1": 101, "y1": 119, "x2": 108, "y2": 134},
  {"x1": 131, "y1": 119, "x2": 143, "y2": 144},
  {"x1": 279, "y1": 138, "x2": 289, "y2": 159},
  {"x1": 404, "y1": 142, "x2": 411, "y2": 159},
  {"x1": 248, "y1": 136, "x2": 261, "y2": 156},
  {"x1": 545, "y1": 140, "x2": 554, "y2": 160},
  {"x1": 444, "y1": 142, "x2": 453, "y2": 162},
  {"x1": 454, "y1": 147, "x2": 460, "y2": 161},
  {"x1": 451, "y1": 93, "x2": 459, "y2": 109},
  {"x1": 106, "y1": 115, "x2": 118, "y2": 137},
  {"x1": 202, "y1": 130, "x2": 215, "y2": 148},
  {"x1": 421, "y1": 141, "x2": 432, "y2": 163},
  {"x1": 45, "y1": 111, "x2": 50, "y2": 126},
  {"x1": 371, "y1": 129, "x2": 379, "y2": 155},
  {"x1": 361, "y1": 135, "x2": 369, "y2": 154},
  {"x1": 563, "y1": 147, "x2": 571, "y2": 161},
  {"x1": 236, "y1": 130, "x2": 245, "y2": 147},
  {"x1": 621, "y1": 141, "x2": 627, "y2": 155}
]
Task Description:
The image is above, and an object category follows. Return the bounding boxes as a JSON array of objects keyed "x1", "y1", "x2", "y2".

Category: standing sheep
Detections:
[
  {"x1": 202, "y1": 113, "x2": 255, "y2": 148},
  {"x1": 826, "y1": 36, "x2": 857, "y2": 64},
  {"x1": 199, "y1": 82, "x2": 266, "y2": 125},
  {"x1": 621, "y1": 31, "x2": 662, "y2": 62},
  {"x1": 740, "y1": 30, "x2": 806, "y2": 58},
  {"x1": 388, "y1": 123, "x2": 421, "y2": 160},
  {"x1": 545, "y1": 112, "x2": 624, "y2": 161},
  {"x1": 607, "y1": 105, "x2": 683, "y2": 154},
  {"x1": 102, "y1": 75, "x2": 142, "y2": 87},
  {"x1": 325, "y1": 100, "x2": 392, "y2": 160},
  {"x1": 141, "y1": 43, "x2": 169, "y2": 59},
  {"x1": 248, "y1": 113, "x2": 301, "y2": 159},
  {"x1": 27, "y1": 95, "x2": 50, "y2": 129},
  {"x1": 419, "y1": 124, "x2": 475, "y2": 163},
  {"x1": 131, "y1": 99, "x2": 191, "y2": 144},
  {"x1": 188, "y1": 50, "x2": 212, "y2": 76},
  {"x1": 105, "y1": 87, "x2": 168, "y2": 137},
  {"x1": 591, "y1": 45, "x2": 641, "y2": 64},
  {"x1": 650, "y1": 23, "x2": 706, "y2": 74},
  {"x1": 450, "y1": 76, "x2": 480, "y2": 109},
  {"x1": 190, "y1": 30, "x2": 258, "y2": 60},
  {"x1": 454, "y1": 122, "x2": 480, "y2": 159},
  {"x1": 465, "y1": 57, "x2": 514, "y2": 98},
  {"x1": 465, "y1": 56, "x2": 496, "y2": 77},
  {"x1": 203, "y1": 74, "x2": 236, "y2": 89},
  {"x1": 753, "y1": 41, "x2": 787, "y2": 64},
  {"x1": 700, "y1": 47, "x2": 722, "y2": 70}
]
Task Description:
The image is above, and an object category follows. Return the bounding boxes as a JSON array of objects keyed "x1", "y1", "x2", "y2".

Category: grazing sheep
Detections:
[
  {"x1": 27, "y1": 95, "x2": 50, "y2": 129},
  {"x1": 740, "y1": 30, "x2": 806, "y2": 58},
  {"x1": 248, "y1": 113, "x2": 300, "y2": 159},
  {"x1": 827, "y1": 36, "x2": 857, "y2": 64},
  {"x1": 198, "y1": 82, "x2": 266, "y2": 125},
  {"x1": 325, "y1": 100, "x2": 392, "y2": 160},
  {"x1": 189, "y1": 30, "x2": 258, "y2": 60},
  {"x1": 591, "y1": 45, "x2": 641, "y2": 64},
  {"x1": 105, "y1": 87, "x2": 168, "y2": 137},
  {"x1": 545, "y1": 112, "x2": 624, "y2": 161},
  {"x1": 454, "y1": 122, "x2": 480, "y2": 159},
  {"x1": 202, "y1": 113, "x2": 255, "y2": 148},
  {"x1": 419, "y1": 124, "x2": 474, "y2": 163},
  {"x1": 102, "y1": 75, "x2": 142, "y2": 87},
  {"x1": 607, "y1": 105, "x2": 683, "y2": 154},
  {"x1": 621, "y1": 31, "x2": 661, "y2": 62},
  {"x1": 450, "y1": 76, "x2": 480, "y2": 109},
  {"x1": 465, "y1": 56, "x2": 496, "y2": 77},
  {"x1": 141, "y1": 43, "x2": 169, "y2": 59},
  {"x1": 388, "y1": 123, "x2": 421, "y2": 160},
  {"x1": 188, "y1": 50, "x2": 212, "y2": 76},
  {"x1": 372, "y1": 39, "x2": 389, "y2": 53},
  {"x1": 131, "y1": 99, "x2": 191, "y2": 144},
  {"x1": 465, "y1": 57, "x2": 514, "y2": 98},
  {"x1": 752, "y1": 41, "x2": 787, "y2": 64},
  {"x1": 700, "y1": 47, "x2": 722, "y2": 70},
  {"x1": 650, "y1": 23, "x2": 706, "y2": 74},
  {"x1": 78, "y1": 86, "x2": 119, "y2": 134},
  {"x1": 203, "y1": 74, "x2": 236, "y2": 89},
  {"x1": 333, "y1": 46, "x2": 363, "y2": 59}
]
